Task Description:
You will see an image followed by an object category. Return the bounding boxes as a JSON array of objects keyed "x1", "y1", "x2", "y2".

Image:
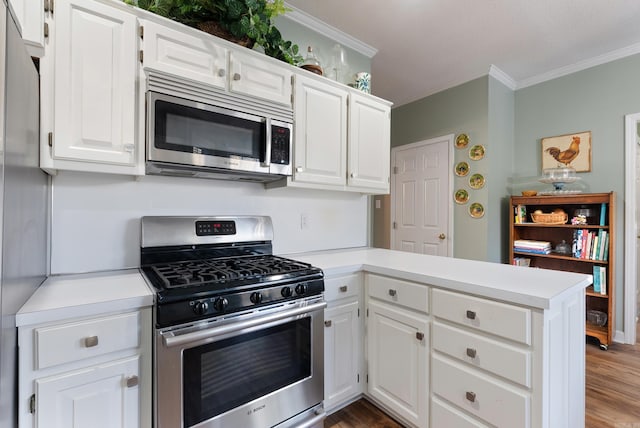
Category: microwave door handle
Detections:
[{"x1": 262, "y1": 117, "x2": 272, "y2": 167}]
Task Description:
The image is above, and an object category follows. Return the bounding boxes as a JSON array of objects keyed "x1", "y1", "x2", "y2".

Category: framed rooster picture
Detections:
[{"x1": 541, "y1": 131, "x2": 592, "y2": 172}]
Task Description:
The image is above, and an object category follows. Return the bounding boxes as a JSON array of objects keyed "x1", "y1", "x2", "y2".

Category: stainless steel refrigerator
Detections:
[{"x1": 0, "y1": 2, "x2": 48, "y2": 426}]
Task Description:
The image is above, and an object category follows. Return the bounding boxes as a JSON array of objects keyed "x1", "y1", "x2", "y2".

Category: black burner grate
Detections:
[{"x1": 148, "y1": 255, "x2": 313, "y2": 289}]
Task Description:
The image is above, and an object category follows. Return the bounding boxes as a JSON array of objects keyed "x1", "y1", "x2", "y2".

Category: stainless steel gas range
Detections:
[{"x1": 140, "y1": 216, "x2": 326, "y2": 428}]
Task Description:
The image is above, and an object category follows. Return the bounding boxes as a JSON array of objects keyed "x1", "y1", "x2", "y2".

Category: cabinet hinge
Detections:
[
  {"x1": 290, "y1": 93, "x2": 293, "y2": 104},
  {"x1": 393, "y1": 221, "x2": 397, "y2": 229},
  {"x1": 48, "y1": 132, "x2": 53, "y2": 147},
  {"x1": 139, "y1": 50, "x2": 144, "y2": 64},
  {"x1": 29, "y1": 394, "x2": 35, "y2": 414},
  {"x1": 357, "y1": 373, "x2": 360, "y2": 383},
  {"x1": 139, "y1": 26, "x2": 144, "y2": 39},
  {"x1": 49, "y1": 0, "x2": 54, "y2": 14},
  {"x1": 366, "y1": 308, "x2": 369, "y2": 317},
  {"x1": 43, "y1": 22, "x2": 49, "y2": 38},
  {"x1": 290, "y1": 75, "x2": 294, "y2": 85},
  {"x1": 357, "y1": 308, "x2": 360, "y2": 317},
  {"x1": 393, "y1": 166, "x2": 398, "y2": 174},
  {"x1": 44, "y1": 0, "x2": 49, "y2": 12},
  {"x1": 366, "y1": 374, "x2": 369, "y2": 383}
]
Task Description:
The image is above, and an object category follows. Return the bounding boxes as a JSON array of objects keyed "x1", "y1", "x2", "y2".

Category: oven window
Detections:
[
  {"x1": 154, "y1": 99, "x2": 264, "y2": 160},
  {"x1": 183, "y1": 318, "x2": 311, "y2": 427}
]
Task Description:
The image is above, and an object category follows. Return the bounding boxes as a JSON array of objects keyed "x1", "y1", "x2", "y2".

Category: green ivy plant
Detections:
[{"x1": 124, "y1": 0, "x2": 302, "y2": 65}]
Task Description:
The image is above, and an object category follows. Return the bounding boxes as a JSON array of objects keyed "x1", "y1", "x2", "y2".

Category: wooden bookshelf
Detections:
[{"x1": 509, "y1": 192, "x2": 615, "y2": 350}]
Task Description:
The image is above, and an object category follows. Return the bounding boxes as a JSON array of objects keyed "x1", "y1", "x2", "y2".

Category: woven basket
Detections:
[
  {"x1": 531, "y1": 212, "x2": 568, "y2": 224},
  {"x1": 196, "y1": 21, "x2": 255, "y2": 49}
]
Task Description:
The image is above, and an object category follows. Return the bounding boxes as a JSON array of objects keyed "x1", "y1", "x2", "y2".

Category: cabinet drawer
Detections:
[
  {"x1": 432, "y1": 354, "x2": 530, "y2": 428},
  {"x1": 325, "y1": 273, "x2": 361, "y2": 302},
  {"x1": 432, "y1": 396, "x2": 490, "y2": 428},
  {"x1": 35, "y1": 312, "x2": 140, "y2": 370},
  {"x1": 432, "y1": 321, "x2": 531, "y2": 387},
  {"x1": 367, "y1": 274, "x2": 428, "y2": 313},
  {"x1": 432, "y1": 289, "x2": 531, "y2": 345}
]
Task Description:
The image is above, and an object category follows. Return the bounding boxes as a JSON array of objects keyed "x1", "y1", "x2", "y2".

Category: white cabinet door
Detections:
[
  {"x1": 141, "y1": 20, "x2": 227, "y2": 90},
  {"x1": 367, "y1": 299, "x2": 428, "y2": 428},
  {"x1": 36, "y1": 356, "x2": 140, "y2": 428},
  {"x1": 293, "y1": 75, "x2": 347, "y2": 187},
  {"x1": 52, "y1": 0, "x2": 137, "y2": 166},
  {"x1": 324, "y1": 300, "x2": 361, "y2": 410},
  {"x1": 229, "y1": 51, "x2": 292, "y2": 106},
  {"x1": 348, "y1": 92, "x2": 391, "y2": 193},
  {"x1": 8, "y1": 0, "x2": 45, "y2": 57}
]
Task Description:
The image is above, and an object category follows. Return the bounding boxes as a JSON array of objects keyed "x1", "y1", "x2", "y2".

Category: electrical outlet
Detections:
[{"x1": 300, "y1": 213, "x2": 309, "y2": 230}]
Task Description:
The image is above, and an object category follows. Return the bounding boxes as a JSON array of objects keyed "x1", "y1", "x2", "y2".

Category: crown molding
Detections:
[
  {"x1": 517, "y1": 42, "x2": 640, "y2": 89},
  {"x1": 488, "y1": 65, "x2": 516, "y2": 90},
  {"x1": 282, "y1": 3, "x2": 378, "y2": 58}
]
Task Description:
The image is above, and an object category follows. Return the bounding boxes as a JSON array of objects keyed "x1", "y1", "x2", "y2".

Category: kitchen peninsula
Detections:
[{"x1": 16, "y1": 247, "x2": 589, "y2": 428}]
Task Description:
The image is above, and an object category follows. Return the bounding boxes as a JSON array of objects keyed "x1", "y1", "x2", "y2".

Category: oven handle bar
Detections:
[{"x1": 162, "y1": 301, "x2": 327, "y2": 348}]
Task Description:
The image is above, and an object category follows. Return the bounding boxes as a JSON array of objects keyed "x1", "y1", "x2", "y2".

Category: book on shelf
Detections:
[
  {"x1": 593, "y1": 266, "x2": 601, "y2": 293},
  {"x1": 599, "y1": 202, "x2": 607, "y2": 226},
  {"x1": 600, "y1": 266, "x2": 607, "y2": 295},
  {"x1": 598, "y1": 231, "x2": 607, "y2": 260},
  {"x1": 513, "y1": 239, "x2": 551, "y2": 254},
  {"x1": 512, "y1": 257, "x2": 531, "y2": 267}
]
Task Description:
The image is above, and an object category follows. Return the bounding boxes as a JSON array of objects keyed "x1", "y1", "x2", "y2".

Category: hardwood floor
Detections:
[{"x1": 325, "y1": 334, "x2": 640, "y2": 428}]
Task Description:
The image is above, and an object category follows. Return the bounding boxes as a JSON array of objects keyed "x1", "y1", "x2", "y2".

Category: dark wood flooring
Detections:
[{"x1": 326, "y1": 332, "x2": 640, "y2": 428}]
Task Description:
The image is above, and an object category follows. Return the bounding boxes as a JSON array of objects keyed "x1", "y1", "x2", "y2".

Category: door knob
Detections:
[{"x1": 439, "y1": 233, "x2": 446, "y2": 240}]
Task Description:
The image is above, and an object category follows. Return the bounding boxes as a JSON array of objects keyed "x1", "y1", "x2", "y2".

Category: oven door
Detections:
[
  {"x1": 155, "y1": 298, "x2": 326, "y2": 428},
  {"x1": 147, "y1": 91, "x2": 271, "y2": 174}
]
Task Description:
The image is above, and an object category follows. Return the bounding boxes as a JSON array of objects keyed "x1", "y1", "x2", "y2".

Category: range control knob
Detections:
[
  {"x1": 193, "y1": 301, "x2": 209, "y2": 315},
  {"x1": 295, "y1": 283, "x2": 308, "y2": 295},
  {"x1": 250, "y1": 292, "x2": 263, "y2": 304},
  {"x1": 281, "y1": 286, "x2": 293, "y2": 298},
  {"x1": 213, "y1": 297, "x2": 229, "y2": 311}
]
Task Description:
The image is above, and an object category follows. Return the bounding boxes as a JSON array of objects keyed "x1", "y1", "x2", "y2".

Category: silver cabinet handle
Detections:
[
  {"x1": 295, "y1": 167, "x2": 304, "y2": 173},
  {"x1": 233, "y1": 73, "x2": 241, "y2": 81},
  {"x1": 416, "y1": 332, "x2": 424, "y2": 341},
  {"x1": 466, "y1": 391, "x2": 476, "y2": 403},
  {"x1": 466, "y1": 347, "x2": 477, "y2": 358},
  {"x1": 466, "y1": 310, "x2": 476, "y2": 320},
  {"x1": 126, "y1": 375, "x2": 139, "y2": 388},
  {"x1": 324, "y1": 320, "x2": 332, "y2": 327},
  {"x1": 218, "y1": 69, "x2": 226, "y2": 77},
  {"x1": 339, "y1": 285, "x2": 348, "y2": 292},
  {"x1": 388, "y1": 289, "x2": 397, "y2": 297},
  {"x1": 83, "y1": 336, "x2": 98, "y2": 348}
]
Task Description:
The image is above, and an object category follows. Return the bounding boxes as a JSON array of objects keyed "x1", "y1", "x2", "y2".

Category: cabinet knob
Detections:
[
  {"x1": 350, "y1": 172, "x2": 356, "y2": 178},
  {"x1": 324, "y1": 320, "x2": 332, "y2": 327},
  {"x1": 83, "y1": 336, "x2": 99, "y2": 348},
  {"x1": 233, "y1": 73, "x2": 241, "y2": 81},
  {"x1": 466, "y1": 347, "x2": 477, "y2": 358},
  {"x1": 296, "y1": 166, "x2": 304, "y2": 173},
  {"x1": 466, "y1": 391, "x2": 476, "y2": 403},
  {"x1": 439, "y1": 233, "x2": 446, "y2": 240},
  {"x1": 388, "y1": 289, "x2": 397, "y2": 297},
  {"x1": 126, "y1": 375, "x2": 139, "y2": 388},
  {"x1": 339, "y1": 285, "x2": 348, "y2": 292},
  {"x1": 416, "y1": 332, "x2": 424, "y2": 341},
  {"x1": 466, "y1": 310, "x2": 476, "y2": 320},
  {"x1": 218, "y1": 68, "x2": 226, "y2": 77}
]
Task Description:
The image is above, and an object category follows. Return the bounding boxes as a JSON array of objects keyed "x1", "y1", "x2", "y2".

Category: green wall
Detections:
[
  {"x1": 515, "y1": 53, "x2": 640, "y2": 333},
  {"x1": 391, "y1": 77, "x2": 490, "y2": 261},
  {"x1": 391, "y1": 53, "x2": 640, "y2": 335}
]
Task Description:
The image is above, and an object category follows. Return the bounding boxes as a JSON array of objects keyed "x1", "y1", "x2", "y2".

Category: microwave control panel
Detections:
[{"x1": 271, "y1": 125, "x2": 291, "y2": 165}]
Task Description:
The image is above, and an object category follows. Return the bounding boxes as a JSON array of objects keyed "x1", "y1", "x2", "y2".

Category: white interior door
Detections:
[{"x1": 391, "y1": 135, "x2": 453, "y2": 256}]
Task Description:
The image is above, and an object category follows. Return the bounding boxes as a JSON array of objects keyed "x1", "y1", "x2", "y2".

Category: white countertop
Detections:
[
  {"x1": 285, "y1": 247, "x2": 592, "y2": 309},
  {"x1": 16, "y1": 269, "x2": 154, "y2": 326}
]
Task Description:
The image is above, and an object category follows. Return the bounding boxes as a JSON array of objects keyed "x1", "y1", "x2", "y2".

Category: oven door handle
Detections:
[{"x1": 162, "y1": 301, "x2": 327, "y2": 348}]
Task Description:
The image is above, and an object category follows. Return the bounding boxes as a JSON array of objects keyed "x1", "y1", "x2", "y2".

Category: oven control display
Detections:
[{"x1": 195, "y1": 221, "x2": 236, "y2": 236}]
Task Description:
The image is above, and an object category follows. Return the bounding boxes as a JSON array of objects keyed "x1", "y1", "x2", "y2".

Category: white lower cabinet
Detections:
[
  {"x1": 323, "y1": 273, "x2": 363, "y2": 411},
  {"x1": 366, "y1": 274, "x2": 429, "y2": 428},
  {"x1": 18, "y1": 308, "x2": 152, "y2": 428},
  {"x1": 36, "y1": 356, "x2": 140, "y2": 428}
]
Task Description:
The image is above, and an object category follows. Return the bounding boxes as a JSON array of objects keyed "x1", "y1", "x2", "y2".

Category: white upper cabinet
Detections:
[
  {"x1": 348, "y1": 92, "x2": 391, "y2": 192},
  {"x1": 229, "y1": 50, "x2": 293, "y2": 105},
  {"x1": 8, "y1": 0, "x2": 46, "y2": 57},
  {"x1": 45, "y1": 0, "x2": 139, "y2": 171},
  {"x1": 292, "y1": 74, "x2": 348, "y2": 187},
  {"x1": 140, "y1": 19, "x2": 228, "y2": 90}
]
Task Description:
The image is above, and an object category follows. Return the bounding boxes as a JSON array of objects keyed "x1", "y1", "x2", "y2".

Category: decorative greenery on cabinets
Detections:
[{"x1": 124, "y1": 0, "x2": 303, "y2": 65}]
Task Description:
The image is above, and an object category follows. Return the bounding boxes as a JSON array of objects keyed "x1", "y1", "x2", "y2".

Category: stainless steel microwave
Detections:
[{"x1": 146, "y1": 91, "x2": 292, "y2": 182}]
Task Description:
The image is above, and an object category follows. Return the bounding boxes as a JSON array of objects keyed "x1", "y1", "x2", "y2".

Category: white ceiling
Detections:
[{"x1": 285, "y1": 0, "x2": 640, "y2": 107}]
